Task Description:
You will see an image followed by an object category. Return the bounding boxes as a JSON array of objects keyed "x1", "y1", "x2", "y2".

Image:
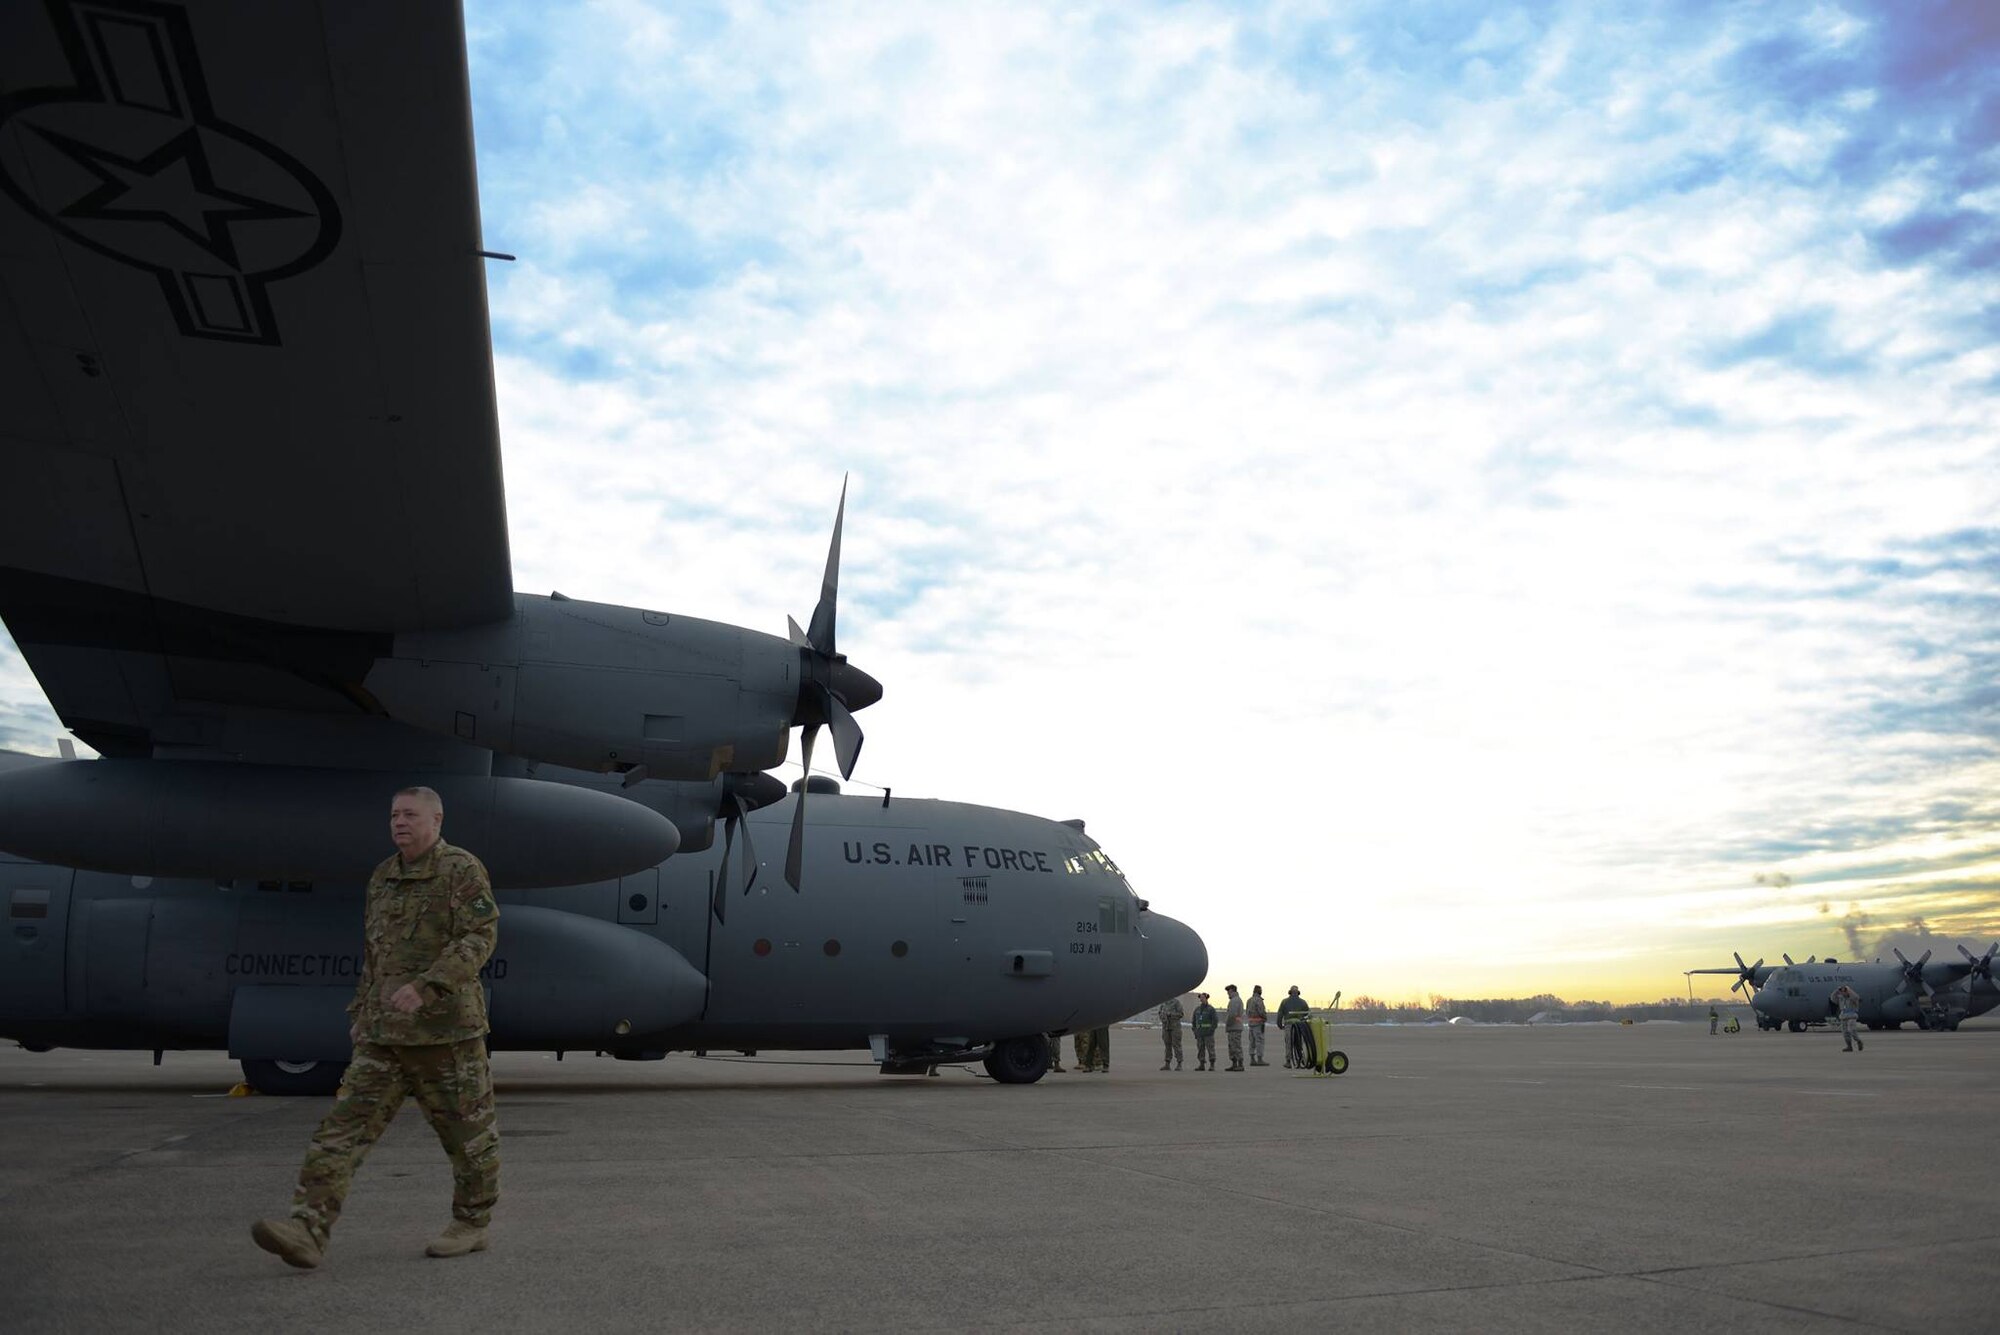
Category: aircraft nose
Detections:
[{"x1": 1139, "y1": 912, "x2": 1208, "y2": 1001}]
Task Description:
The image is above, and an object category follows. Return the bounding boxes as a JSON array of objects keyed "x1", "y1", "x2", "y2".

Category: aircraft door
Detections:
[
  {"x1": 70, "y1": 897, "x2": 154, "y2": 1022},
  {"x1": 0, "y1": 858, "x2": 73, "y2": 1024}
]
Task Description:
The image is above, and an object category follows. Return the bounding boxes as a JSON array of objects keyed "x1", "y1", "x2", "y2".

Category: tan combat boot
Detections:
[
  {"x1": 425, "y1": 1220, "x2": 490, "y2": 1258},
  {"x1": 251, "y1": 1217, "x2": 323, "y2": 1269}
]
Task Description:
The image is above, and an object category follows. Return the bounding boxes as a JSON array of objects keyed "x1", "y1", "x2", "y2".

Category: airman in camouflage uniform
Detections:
[
  {"x1": 1158, "y1": 995, "x2": 1184, "y2": 1069},
  {"x1": 1224, "y1": 984, "x2": 1245, "y2": 1071},
  {"x1": 1073, "y1": 1028, "x2": 1099, "y2": 1072},
  {"x1": 253, "y1": 786, "x2": 501, "y2": 1268},
  {"x1": 1246, "y1": 985, "x2": 1269, "y2": 1065},
  {"x1": 1277, "y1": 985, "x2": 1310, "y2": 1067},
  {"x1": 1047, "y1": 1033, "x2": 1066, "y2": 1072},
  {"x1": 1191, "y1": 993, "x2": 1218, "y2": 1069}
]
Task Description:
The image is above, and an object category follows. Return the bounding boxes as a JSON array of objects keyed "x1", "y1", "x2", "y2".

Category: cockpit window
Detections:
[
  {"x1": 1063, "y1": 846, "x2": 1131, "y2": 887},
  {"x1": 1066, "y1": 845, "x2": 1139, "y2": 930}
]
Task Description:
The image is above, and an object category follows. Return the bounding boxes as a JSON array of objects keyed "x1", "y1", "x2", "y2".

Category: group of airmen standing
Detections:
[
  {"x1": 1153, "y1": 983, "x2": 1312, "y2": 1071},
  {"x1": 1047, "y1": 982, "x2": 1321, "y2": 1076}
]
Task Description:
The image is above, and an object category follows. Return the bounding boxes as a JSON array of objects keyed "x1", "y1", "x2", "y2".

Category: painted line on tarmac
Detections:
[{"x1": 1617, "y1": 1083, "x2": 1697, "y2": 1091}]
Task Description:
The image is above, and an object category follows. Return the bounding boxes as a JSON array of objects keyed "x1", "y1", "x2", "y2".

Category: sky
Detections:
[{"x1": 3, "y1": 0, "x2": 1997, "y2": 1005}]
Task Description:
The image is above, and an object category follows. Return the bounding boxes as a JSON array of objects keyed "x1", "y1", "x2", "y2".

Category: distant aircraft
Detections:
[
  {"x1": 1688, "y1": 947, "x2": 2000, "y2": 1031},
  {"x1": 0, "y1": 760, "x2": 1207, "y2": 1091}
]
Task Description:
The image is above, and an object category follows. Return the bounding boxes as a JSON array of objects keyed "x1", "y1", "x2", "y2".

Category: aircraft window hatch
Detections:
[
  {"x1": 9, "y1": 889, "x2": 49, "y2": 919},
  {"x1": 1098, "y1": 895, "x2": 1116, "y2": 934}
]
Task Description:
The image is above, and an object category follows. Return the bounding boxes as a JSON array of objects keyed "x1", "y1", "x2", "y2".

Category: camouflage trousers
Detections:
[
  {"x1": 1160, "y1": 1025, "x2": 1182, "y2": 1065},
  {"x1": 1047, "y1": 1034, "x2": 1066, "y2": 1069},
  {"x1": 1194, "y1": 1031, "x2": 1216, "y2": 1066},
  {"x1": 1248, "y1": 1026, "x2": 1266, "y2": 1062},
  {"x1": 1073, "y1": 1030, "x2": 1100, "y2": 1070},
  {"x1": 290, "y1": 1037, "x2": 499, "y2": 1246},
  {"x1": 1226, "y1": 1028, "x2": 1244, "y2": 1066}
]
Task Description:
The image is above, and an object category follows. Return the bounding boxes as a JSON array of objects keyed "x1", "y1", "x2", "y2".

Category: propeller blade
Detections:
[
  {"x1": 805, "y1": 476, "x2": 847, "y2": 656},
  {"x1": 826, "y1": 688, "x2": 863, "y2": 780},
  {"x1": 735, "y1": 792, "x2": 759, "y2": 896},
  {"x1": 712, "y1": 812, "x2": 736, "y2": 925},
  {"x1": 785, "y1": 725, "x2": 817, "y2": 891},
  {"x1": 1964, "y1": 943, "x2": 1999, "y2": 986},
  {"x1": 786, "y1": 614, "x2": 810, "y2": 647}
]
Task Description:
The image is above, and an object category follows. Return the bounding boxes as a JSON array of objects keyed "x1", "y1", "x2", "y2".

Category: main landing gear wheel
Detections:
[
  {"x1": 983, "y1": 1035, "x2": 1051, "y2": 1085},
  {"x1": 1322, "y1": 1051, "x2": 1349, "y2": 1075},
  {"x1": 240, "y1": 1058, "x2": 346, "y2": 1097}
]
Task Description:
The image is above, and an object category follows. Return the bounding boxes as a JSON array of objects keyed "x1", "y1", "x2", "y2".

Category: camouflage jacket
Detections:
[
  {"x1": 1246, "y1": 991, "x2": 1268, "y2": 1026},
  {"x1": 349, "y1": 840, "x2": 499, "y2": 1046},
  {"x1": 1157, "y1": 996, "x2": 1185, "y2": 1028},
  {"x1": 1225, "y1": 994, "x2": 1244, "y2": 1030},
  {"x1": 1191, "y1": 1002, "x2": 1218, "y2": 1034}
]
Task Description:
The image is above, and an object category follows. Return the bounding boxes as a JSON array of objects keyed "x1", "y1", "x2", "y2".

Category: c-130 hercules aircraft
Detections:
[
  {"x1": 1689, "y1": 948, "x2": 2000, "y2": 1032},
  {"x1": 0, "y1": 0, "x2": 1206, "y2": 1091}
]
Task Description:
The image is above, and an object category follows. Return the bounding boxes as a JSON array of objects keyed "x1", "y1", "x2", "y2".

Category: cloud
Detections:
[
  {"x1": 455, "y1": 0, "x2": 2000, "y2": 999},
  {"x1": 0, "y1": 0, "x2": 1993, "y2": 1003}
]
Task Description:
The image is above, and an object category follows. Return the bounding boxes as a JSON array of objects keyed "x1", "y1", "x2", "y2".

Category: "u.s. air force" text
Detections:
[{"x1": 843, "y1": 842, "x2": 1054, "y2": 872}]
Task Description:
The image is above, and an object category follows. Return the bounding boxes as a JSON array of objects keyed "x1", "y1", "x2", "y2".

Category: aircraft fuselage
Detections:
[
  {"x1": 1751, "y1": 963, "x2": 1998, "y2": 1029},
  {"x1": 0, "y1": 793, "x2": 1207, "y2": 1083}
]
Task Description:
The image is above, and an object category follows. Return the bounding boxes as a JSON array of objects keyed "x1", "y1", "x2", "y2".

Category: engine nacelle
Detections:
[
  {"x1": 0, "y1": 759, "x2": 678, "y2": 888},
  {"x1": 363, "y1": 594, "x2": 800, "y2": 780}
]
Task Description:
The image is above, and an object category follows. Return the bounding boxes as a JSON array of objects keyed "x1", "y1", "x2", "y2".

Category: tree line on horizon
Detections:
[{"x1": 1332, "y1": 994, "x2": 1748, "y2": 1024}]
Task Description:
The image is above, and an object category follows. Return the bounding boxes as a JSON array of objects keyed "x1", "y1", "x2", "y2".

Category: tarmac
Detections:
[{"x1": 0, "y1": 1019, "x2": 1993, "y2": 1333}]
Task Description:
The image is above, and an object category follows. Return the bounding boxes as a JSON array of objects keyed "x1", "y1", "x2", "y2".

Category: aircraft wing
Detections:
[{"x1": 0, "y1": 1, "x2": 515, "y2": 752}]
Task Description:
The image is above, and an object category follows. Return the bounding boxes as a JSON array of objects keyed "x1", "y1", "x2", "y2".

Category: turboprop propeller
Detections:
[
  {"x1": 1684, "y1": 951, "x2": 1774, "y2": 1001},
  {"x1": 1893, "y1": 947, "x2": 1936, "y2": 997},
  {"x1": 709, "y1": 772, "x2": 787, "y2": 925},
  {"x1": 1958, "y1": 942, "x2": 1999, "y2": 988},
  {"x1": 784, "y1": 478, "x2": 882, "y2": 891}
]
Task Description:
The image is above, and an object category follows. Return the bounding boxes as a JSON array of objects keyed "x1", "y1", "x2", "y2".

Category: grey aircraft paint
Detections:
[
  {"x1": 0, "y1": 790, "x2": 1207, "y2": 1091},
  {"x1": 0, "y1": 1, "x2": 1210, "y2": 1097},
  {"x1": 1689, "y1": 950, "x2": 2000, "y2": 1032}
]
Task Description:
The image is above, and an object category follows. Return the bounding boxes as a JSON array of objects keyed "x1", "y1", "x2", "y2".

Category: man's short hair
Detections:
[{"x1": 394, "y1": 785, "x2": 444, "y2": 813}]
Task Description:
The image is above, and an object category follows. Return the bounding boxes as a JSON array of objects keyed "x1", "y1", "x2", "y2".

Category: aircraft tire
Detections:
[
  {"x1": 982, "y1": 1035, "x2": 1050, "y2": 1085},
  {"x1": 241, "y1": 1058, "x2": 346, "y2": 1097},
  {"x1": 1323, "y1": 1050, "x2": 1349, "y2": 1075}
]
